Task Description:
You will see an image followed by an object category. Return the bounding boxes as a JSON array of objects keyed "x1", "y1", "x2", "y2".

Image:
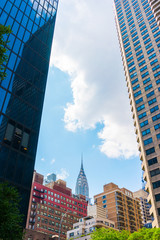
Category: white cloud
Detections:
[
  {"x1": 57, "y1": 168, "x2": 69, "y2": 180},
  {"x1": 41, "y1": 158, "x2": 45, "y2": 161},
  {"x1": 51, "y1": 158, "x2": 56, "y2": 164},
  {"x1": 50, "y1": 0, "x2": 139, "y2": 159}
]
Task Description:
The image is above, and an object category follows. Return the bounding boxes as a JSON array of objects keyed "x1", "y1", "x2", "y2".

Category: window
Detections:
[
  {"x1": 154, "y1": 123, "x2": 160, "y2": 130},
  {"x1": 144, "y1": 137, "x2": 152, "y2": 146},
  {"x1": 134, "y1": 90, "x2": 141, "y2": 98},
  {"x1": 145, "y1": 84, "x2": 152, "y2": 91},
  {"x1": 140, "y1": 120, "x2": 148, "y2": 128},
  {"x1": 152, "y1": 65, "x2": 160, "y2": 71},
  {"x1": 155, "y1": 194, "x2": 160, "y2": 202},
  {"x1": 148, "y1": 98, "x2": 157, "y2": 105},
  {"x1": 136, "y1": 97, "x2": 143, "y2": 104},
  {"x1": 140, "y1": 65, "x2": 147, "y2": 72},
  {"x1": 148, "y1": 157, "x2": 157, "y2": 166},
  {"x1": 146, "y1": 147, "x2": 155, "y2": 155},
  {"x1": 142, "y1": 128, "x2": 150, "y2": 136},
  {"x1": 139, "y1": 112, "x2": 146, "y2": 120},
  {"x1": 150, "y1": 168, "x2": 160, "y2": 177},
  {"x1": 139, "y1": 60, "x2": 145, "y2": 67},
  {"x1": 157, "y1": 134, "x2": 160, "y2": 140},
  {"x1": 142, "y1": 71, "x2": 149, "y2": 78},
  {"x1": 137, "y1": 104, "x2": 145, "y2": 111},
  {"x1": 148, "y1": 53, "x2": 156, "y2": 60},
  {"x1": 147, "y1": 48, "x2": 154, "y2": 55},
  {"x1": 131, "y1": 78, "x2": 138, "y2": 85},
  {"x1": 147, "y1": 90, "x2": 154, "y2": 98},
  {"x1": 137, "y1": 55, "x2": 144, "y2": 61},
  {"x1": 150, "y1": 105, "x2": 159, "y2": 113},
  {"x1": 150, "y1": 59, "x2": 158, "y2": 66},
  {"x1": 133, "y1": 84, "x2": 140, "y2": 91},
  {"x1": 143, "y1": 77, "x2": 150, "y2": 85},
  {"x1": 152, "y1": 113, "x2": 160, "y2": 122},
  {"x1": 153, "y1": 181, "x2": 160, "y2": 189}
]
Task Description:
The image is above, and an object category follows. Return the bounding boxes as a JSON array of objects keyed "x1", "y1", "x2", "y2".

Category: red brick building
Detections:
[{"x1": 26, "y1": 171, "x2": 88, "y2": 239}]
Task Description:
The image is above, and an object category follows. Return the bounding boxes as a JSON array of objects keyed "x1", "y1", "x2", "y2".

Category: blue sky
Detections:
[{"x1": 35, "y1": 0, "x2": 142, "y2": 201}]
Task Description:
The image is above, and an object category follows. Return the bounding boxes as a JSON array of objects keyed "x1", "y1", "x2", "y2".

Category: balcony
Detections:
[
  {"x1": 33, "y1": 193, "x2": 44, "y2": 199},
  {"x1": 34, "y1": 188, "x2": 44, "y2": 193}
]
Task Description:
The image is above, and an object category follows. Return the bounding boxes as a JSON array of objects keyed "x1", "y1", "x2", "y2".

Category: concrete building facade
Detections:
[
  {"x1": 87, "y1": 205, "x2": 106, "y2": 219},
  {"x1": 114, "y1": 0, "x2": 160, "y2": 227},
  {"x1": 67, "y1": 216, "x2": 115, "y2": 240},
  {"x1": 133, "y1": 189, "x2": 152, "y2": 225},
  {"x1": 26, "y1": 172, "x2": 88, "y2": 240},
  {"x1": 148, "y1": 0, "x2": 160, "y2": 28},
  {"x1": 94, "y1": 183, "x2": 143, "y2": 232}
]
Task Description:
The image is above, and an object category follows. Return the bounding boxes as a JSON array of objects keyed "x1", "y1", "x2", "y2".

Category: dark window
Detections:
[
  {"x1": 150, "y1": 168, "x2": 160, "y2": 177},
  {"x1": 148, "y1": 157, "x2": 158, "y2": 166},
  {"x1": 155, "y1": 194, "x2": 160, "y2": 202},
  {"x1": 153, "y1": 181, "x2": 160, "y2": 189},
  {"x1": 146, "y1": 147, "x2": 155, "y2": 155}
]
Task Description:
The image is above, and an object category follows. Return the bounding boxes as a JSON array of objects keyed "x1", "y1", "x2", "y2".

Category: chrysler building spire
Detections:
[{"x1": 75, "y1": 156, "x2": 89, "y2": 201}]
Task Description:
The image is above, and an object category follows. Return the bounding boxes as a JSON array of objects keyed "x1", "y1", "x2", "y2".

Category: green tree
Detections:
[
  {"x1": 91, "y1": 227, "x2": 160, "y2": 240},
  {"x1": 0, "y1": 24, "x2": 11, "y2": 81},
  {"x1": 152, "y1": 228, "x2": 160, "y2": 240},
  {"x1": 0, "y1": 182, "x2": 24, "y2": 240},
  {"x1": 91, "y1": 228, "x2": 129, "y2": 240}
]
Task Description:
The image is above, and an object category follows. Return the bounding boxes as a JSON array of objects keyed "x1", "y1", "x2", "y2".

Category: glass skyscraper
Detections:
[
  {"x1": 114, "y1": 0, "x2": 160, "y2": 227},
  {"x1": 0, "y1": 0, "x2": 58, "y2": 225}
]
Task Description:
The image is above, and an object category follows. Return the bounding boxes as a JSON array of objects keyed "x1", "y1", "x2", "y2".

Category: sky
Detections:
[{"x1": 35, "y1": 0, "x2": 142, "y2": 201}]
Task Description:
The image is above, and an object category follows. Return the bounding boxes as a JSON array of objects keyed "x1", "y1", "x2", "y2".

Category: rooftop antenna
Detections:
[{"x1": 81, "y1": 153, "x2": 83, "y2": 169}]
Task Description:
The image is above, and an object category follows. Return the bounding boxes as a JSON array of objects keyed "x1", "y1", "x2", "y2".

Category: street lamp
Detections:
[{"x1": 58, "y1": 210, "x2": 69, "y2": 240}]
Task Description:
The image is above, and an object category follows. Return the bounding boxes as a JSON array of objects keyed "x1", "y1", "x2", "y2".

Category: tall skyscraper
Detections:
[
  {"x1": 0, "y1": 0, "x2": 58, "y2": 225},
  {"x1": 114, "y1": 0, "x2": 160, "y2": 227},
  {"x1": 75, "y1": 157, "x2": 89, "y2": 201}
]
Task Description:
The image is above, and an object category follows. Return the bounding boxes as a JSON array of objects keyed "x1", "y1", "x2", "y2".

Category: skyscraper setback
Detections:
[
  {"x1": 0, "y1": 0, "x2": 58, "y2": 225},
  {"x1": 114, "y1": 0, "x2": 160, "y2": 227}
]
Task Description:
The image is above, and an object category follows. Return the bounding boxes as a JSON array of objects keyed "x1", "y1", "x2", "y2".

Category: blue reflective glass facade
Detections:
[{"x1": 0, "y1": 0, "x2": 58, "y2": 225}]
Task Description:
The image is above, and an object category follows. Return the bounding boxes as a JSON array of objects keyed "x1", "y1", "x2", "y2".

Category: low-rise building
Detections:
[
  {"x1": 67, "y1": 216, "x2": 115, "y2": 240},
  {"x1": 94, "y1": 183, "x2": 143, "y2": 232}
]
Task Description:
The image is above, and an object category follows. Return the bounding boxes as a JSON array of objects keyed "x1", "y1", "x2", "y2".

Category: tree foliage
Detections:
[
  {"x1": 91, "y1": 228, "x2": 129, "y2": 240},
  {"x1": 0, "y1": 182, "x2": 24, "y2": 240},
  {"x1": 91, "y1": 227, "x2": 160, "y2": 240},
  {"x1": 0, "y1": 24, "x2": 11, "y2": 81}
]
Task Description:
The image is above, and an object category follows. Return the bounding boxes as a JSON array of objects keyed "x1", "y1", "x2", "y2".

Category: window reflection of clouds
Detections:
[{"x1": 30, "y1": 0, "x2": 58, "y2": 19}]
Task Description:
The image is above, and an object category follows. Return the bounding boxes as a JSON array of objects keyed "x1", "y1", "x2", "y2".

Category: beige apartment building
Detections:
[
  {"x1": 94, "y1": 183, "x2": 143, "y2": 232},
  {"x1": 148, "y1": 0, "x2": 160, "y2": 28},
  {"x1": 114, "y1": 0, "x2": 160, "y2": 227},
  {"x1": 133, "y1": 189, "x2": 152, "y2": 225}
]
